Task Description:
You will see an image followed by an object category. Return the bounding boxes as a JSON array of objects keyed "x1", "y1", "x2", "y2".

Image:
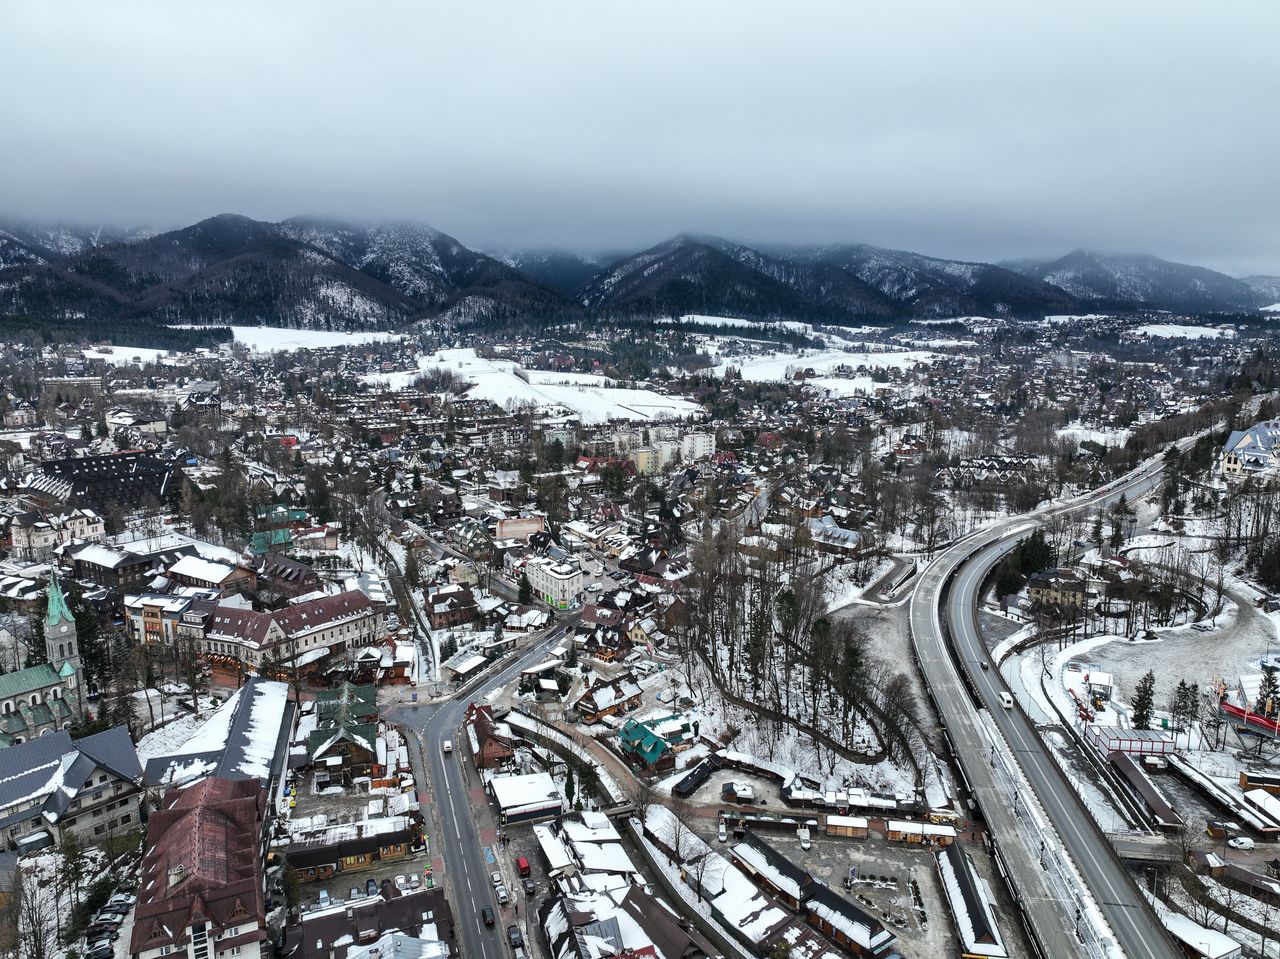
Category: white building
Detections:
[
  {"x1": 680, "y1": 431, "x2": 716, "y2": 462},
  {"x1": 526, "y1": 557, "x2": 584, "y2": 610}
]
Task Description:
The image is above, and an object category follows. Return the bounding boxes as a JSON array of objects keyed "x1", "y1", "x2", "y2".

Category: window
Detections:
[
  {"x1": 94, "y1": 825, "x2": 104, "y2": 835},
  {"x1": 121, "y1": 814, "x2": 131, "y2": 824},
  {"x1": 1, "y1": 702, "x2": 10, "y2": 715},
  {"x1": 29, "y1": 694, "x2": 38, "y2": 706}
]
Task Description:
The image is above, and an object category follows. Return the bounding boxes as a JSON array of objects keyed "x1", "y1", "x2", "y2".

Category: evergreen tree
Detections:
[
  {"x1": 1091, "y1": 513, "x2": 1104, "y2": 547},
  {"x1": 1259, "y1": 665, "x2": 1279, "y2": 718},
  {"x1": 1132, "y1": 670, "x2": 1156, "y2": 730},
  {"x1": 518, "y1": 572, "x2": 533, "y2": 605},
  {"x1": 564, "y1": 764, "x2": 576, "y2": 807}
]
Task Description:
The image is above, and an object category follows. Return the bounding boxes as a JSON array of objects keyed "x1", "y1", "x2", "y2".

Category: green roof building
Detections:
[{"x1": 0, "y1": 571, "x2": 82, "y2": 747}]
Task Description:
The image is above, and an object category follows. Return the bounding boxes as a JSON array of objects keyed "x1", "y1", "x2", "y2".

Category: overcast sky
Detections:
[{"x1": 2, "y1": 2, "x2": 1276, "y2": 274}]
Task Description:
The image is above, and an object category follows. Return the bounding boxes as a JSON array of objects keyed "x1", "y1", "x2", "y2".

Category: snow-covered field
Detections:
[
  {"x1": 1045, "y1": 313, "x2": 1111, "y2": 324},
  {"x1": 716, "y1": 346, "x2": 937, "y2": 382},
  {"x1": 1057, "y1": 424, "x2": 1133, "y2": 448},
  {"x1": 83, "y1": 345, "x2": 177, "y2": 366},
  {"x1": 676, "y1": 313, "x2": 813, "y2": 335},
  {"x1": 1130, "y1": 323, "x2": 1235, "y2": 340},
  {"x1": 228, "y1": 326, "x2": 402, "y2": 352},
  {"x1": 364, "y1": 348, "x2": 702, "y2": 424}
]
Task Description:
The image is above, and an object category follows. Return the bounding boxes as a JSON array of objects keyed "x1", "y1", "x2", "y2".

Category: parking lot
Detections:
[
  {"x1": 688, "y1": 816, "x2": 1033, "y2": 959},
  {"x1": 286, "y1": 768, "x2": 433, "y2": 911}
]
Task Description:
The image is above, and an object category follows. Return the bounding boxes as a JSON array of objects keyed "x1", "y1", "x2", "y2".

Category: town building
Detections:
[
  {"x1": 27, "y1": 450, "x2": 183, "y2": 511},
  {"x1": 200, "y1": 590, "x2": 384, "y2": 672},
  {"x1": 0, "y1": 572, "x2": 82, "y2": 741},
  {"x1": 0, "y1": 726, "x2": 142, "y2": 852},
  {"x1": 1221, "y1": 419, "x2": 1280, "y2": 479},
  {"x1": 129, "y1": 777, "x2": 269, "y2": 959},
  {"x1": 8, "y1": 507, "x2": 105, "y2": 560},
  {"x1": 525, "y1": 556, "x2": 584, "y2": 610}
]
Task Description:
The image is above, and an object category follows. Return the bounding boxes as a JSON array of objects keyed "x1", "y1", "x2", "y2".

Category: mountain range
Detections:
[{"x1": 1, "y1": 213, "x2": 1275, "y2": 344}]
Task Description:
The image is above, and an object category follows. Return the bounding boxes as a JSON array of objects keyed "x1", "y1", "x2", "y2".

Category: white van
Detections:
[
  {"x1": 442, "y1": 740, "x2": 453, "y2": 754},
  {"x1": 999, "y1": 691, "x2": 1014, "y2": 709}
]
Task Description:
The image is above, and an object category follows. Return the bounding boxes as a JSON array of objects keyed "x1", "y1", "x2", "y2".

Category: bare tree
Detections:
[{"x1": 10, "y1": 867, "x2": 57, "y2": 959}]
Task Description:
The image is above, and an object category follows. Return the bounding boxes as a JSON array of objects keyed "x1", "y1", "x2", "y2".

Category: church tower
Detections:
[{"x1": 45, "y1": 571, "x2": 82, "y2": 716}]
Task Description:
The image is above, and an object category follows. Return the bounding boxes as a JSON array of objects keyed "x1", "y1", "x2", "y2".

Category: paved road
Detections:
[
  {"x1": 912, "y1": 459, "x2": 1182, "y2": 959},
  {"x1": 389, "y1": 618, "x2": 578, "y2": 959}
]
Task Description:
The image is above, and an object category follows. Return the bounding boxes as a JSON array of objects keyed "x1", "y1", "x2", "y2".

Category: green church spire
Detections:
[{"x1": 47, "y1": 570, "x2": 75, "y2": 628}]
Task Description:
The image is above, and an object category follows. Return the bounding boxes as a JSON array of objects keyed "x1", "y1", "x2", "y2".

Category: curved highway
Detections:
[{"x1": 911, "y1": 459, "x2": 1180, "y2": 959}]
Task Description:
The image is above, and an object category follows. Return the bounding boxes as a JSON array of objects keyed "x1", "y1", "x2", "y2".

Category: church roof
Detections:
[
  {"x1": 46, "y1": 572, "x2": 74, "y2": 628},
  {"x1": 0, "y1": 663, "x2": 61, "y2": 701}
]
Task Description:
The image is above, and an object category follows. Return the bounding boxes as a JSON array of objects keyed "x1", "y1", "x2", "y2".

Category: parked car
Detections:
[
  {"x1": 85, "y1": 938, "x2": 115, "y2": 953},
  {"x1": 108, "y1": 893, "x2": 136, "y2": 907},
  {"x1": 507, "y1": 924, "x2": 524, "y2": 948},
  {"x1": 318, "y1": 889, "x2": 331, "y2": 907},
  {"x1": 490, "y1": 871, "x2": 503, "y2": 887},
  {"x1": 1228, "y1": 836, "x2": 1255, "y2": 850},
  {"x1": 366, "y1": 878, "x2": 379, "y2": 896},
  {"x1": 482, "y1": 906, "x2": 496, "y2": 926},
  {"x1": 496, "y1": 885, "x2": 510, "y2": 905},
  {"x1": 395, "y1": 875, "x2": 409, "y2": 891},
  {"x1": 86, "y1": 948, "x2": 114, "y2": 959},
  {"x1": 717, "y1": 821, "x2": 727, "y2": 843},
  {"x1": 350, "y1": 886, "x2": 363, "y2": 901},
  {"x1": 410, "y1": 873, "x2": 422, "y2": 889}
]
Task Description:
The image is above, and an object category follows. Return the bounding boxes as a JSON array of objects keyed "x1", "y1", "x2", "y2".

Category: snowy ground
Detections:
[
  {"x1": 228, "y1": 326, "x2": 402, "y2": 352},
  {"x1": 363, "y1": 347, "x2": 702, "y2": 423},
  {"x1": 712, "y1": 346, "x2": 938, "y2": 382},
  {"x1": 1069, "y1": 583, "x2": 1276, "y2": 711},
  {"x1": 1130, "y1": 323, "x2": 1236, "y2": 340},
  {"x1": 1057, "y1": 424, "x2": 1133, "y2": 448},
  {"x1": 82, "y1": 345, "x2": 176, "y2": 366}
]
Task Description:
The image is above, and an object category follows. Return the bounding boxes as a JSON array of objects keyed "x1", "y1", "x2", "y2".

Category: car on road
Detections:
[
  {"x1": 491, "y1": 870, "x2": 503, "y2": 887},
  {"x1": 482, "y1": 906, "x2": 496, "y2": 926},
  {"x1": 1228, "y1": 836, "x2": 1255, "y2": 850},
  {"x1": 980, "y1": 661, "x2": 989, "y2": 671},
  {"x1": 507, "y1": 924, "x2": 524, "y2": 948},
  {"x1": 442, "y1": 740, "x2": 453, "y2": 753},
  {"x1": 496, "y1": 884, "x2": 510, "y2": 905},
  {"x1": 522, "y1": 878, "x2": 535, "y2": 896},
  {"x1": 999, "y1": 691, "x2": 1014, "y2": 708}
]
